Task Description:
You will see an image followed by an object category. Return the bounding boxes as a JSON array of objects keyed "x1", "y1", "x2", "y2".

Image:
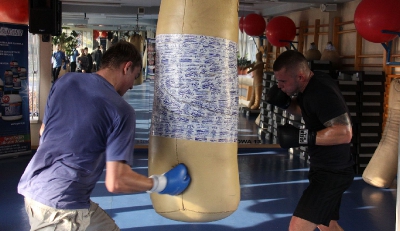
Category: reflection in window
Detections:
[{"x1": 28, "y1": 33, "x2": 39, "y2": 121}]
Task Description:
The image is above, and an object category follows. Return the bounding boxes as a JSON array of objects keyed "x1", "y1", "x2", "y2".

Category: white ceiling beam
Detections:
[
  {"x1": 262, "y1": 3, "x2": 317, "y2": 17},
  {"x1": 61, "y1": 4, "x2": 160, "y2": 15}
]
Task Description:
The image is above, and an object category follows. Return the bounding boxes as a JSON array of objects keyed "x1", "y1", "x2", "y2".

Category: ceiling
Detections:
[{"x1": 61, "y1": 0, "x2": 355, "y2": 32}]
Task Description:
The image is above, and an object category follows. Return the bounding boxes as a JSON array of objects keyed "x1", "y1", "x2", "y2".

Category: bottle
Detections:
[
  {"x1": 4, "y1": 70, "x2": 13, "y2": 88},
  {"x1": 18, "y1": 67, "x2": 27, "y2": 80},
  {"x1": 1, "y1": 91, "x2": 22, "y2": 121},
  {"x1": 13, "y1": 74, "x2": 21, "y2": 90},
  {"x1": 10, "y1": 60, "x2": 18, "y2": 75}
]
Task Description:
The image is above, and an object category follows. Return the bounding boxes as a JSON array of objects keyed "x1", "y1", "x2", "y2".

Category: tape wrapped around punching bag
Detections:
[
  {"x1": 362, "y1": 79, "x2": 400, "y2": 188},
  {"x1": 148, "y1": 0, "x2": 240, "y2": 222}
]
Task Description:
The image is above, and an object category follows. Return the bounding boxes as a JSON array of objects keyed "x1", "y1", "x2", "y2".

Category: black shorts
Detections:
[{"x1": 293, "y1": 166, "x2": 354, "y2": 226}]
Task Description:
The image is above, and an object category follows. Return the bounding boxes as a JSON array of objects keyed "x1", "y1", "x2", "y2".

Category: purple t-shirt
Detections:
[{"x1": 18, "y1": 72, "x2": 136, "y2": 209}]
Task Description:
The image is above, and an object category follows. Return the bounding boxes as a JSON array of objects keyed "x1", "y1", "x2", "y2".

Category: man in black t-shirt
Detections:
[
  {"x1": 84, "y1": 47, "x2": 93, "y2": 73},
  {"x1": 93, "y1": 46, "x2": 103, "y2": 71},
  {"x1": 266, "y1": 50, "x2": 354, "y2": 231}
]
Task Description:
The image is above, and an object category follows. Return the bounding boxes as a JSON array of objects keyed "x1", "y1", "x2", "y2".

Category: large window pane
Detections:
[{"x1": 28, "y1": 33, "x2": 39, "y2": 121}]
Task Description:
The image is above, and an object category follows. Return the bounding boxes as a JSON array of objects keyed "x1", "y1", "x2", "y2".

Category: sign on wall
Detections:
[{"x1": 0, "y1": 22, "x2": 31, "y2": 158}]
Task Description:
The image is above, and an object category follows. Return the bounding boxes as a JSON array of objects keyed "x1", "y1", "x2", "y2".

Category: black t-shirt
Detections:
[
  {"x1": 87, "y1": 54, "x2": 93, "y2": 71},
  {"x1": 297, "y1": 71, "x2": 354, "y2": 169}
]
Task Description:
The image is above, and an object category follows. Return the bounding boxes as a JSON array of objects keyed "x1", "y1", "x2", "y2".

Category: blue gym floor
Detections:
[{"x1": 0, "y1": 79, "x2": 396, "y2": 231}]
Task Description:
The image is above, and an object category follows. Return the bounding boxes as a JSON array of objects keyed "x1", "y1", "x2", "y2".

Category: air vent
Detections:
[
  {"x1": 320, "y1": 4, "x2": 337, "y2": 12},
  {"x1": 138, "y1": 7, "x2": 145, "y2": 14}
]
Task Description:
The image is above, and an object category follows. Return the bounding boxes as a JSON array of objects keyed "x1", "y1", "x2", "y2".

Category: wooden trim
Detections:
[
  {"x1": 336, "y1": 20, "x2": 354, "y2": 26},
  {"x1": 239, "y1": 84, "x2": 253, "y2": 101},
  {"x1": 337, "y1": 29, "x2": 357, "y2": 34},
  {"x1": 298, "y1": 20, "x2": 307, "y2": 54},
  {"x1": 332, "y1": 17, "x2": 340, "y2": 50},
  {"x1": 313, "y1": 19, "x2": 320, "y2": 49},
  {"x1": 355, "y1": 32, "x2": 362, "y2": 70}
]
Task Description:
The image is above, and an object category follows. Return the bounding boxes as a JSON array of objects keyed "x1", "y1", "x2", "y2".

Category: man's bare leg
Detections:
[
  {"x1": 289, "y1": 216, "x2": 318, "y2": 231},
  {"x1": 317, "y1": 220, "x2": 344, "y2": 231}
]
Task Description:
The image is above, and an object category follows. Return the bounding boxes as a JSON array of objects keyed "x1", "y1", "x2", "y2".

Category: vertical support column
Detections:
[
  {"x1": 383, "y1": 43, "x2": 394, "y2": 129},
  {"x1": 265, "y1": 41, "x2": 273, "y2": 71},
  {"x1": 298, "y1": 20, "x2": 307, "y2": 54},
  {"x1": 397, "y1": 124, "x2": 400, "y2": 231},
  {"x1": 332, "y1": 17, "x2": 340, "y2": 51},
  {"x1": 314, "y1": 19, "x2": 320, "y2": 48},
  {"x1": 355, "y1": 32, "x2": 363, "y2": 70}
]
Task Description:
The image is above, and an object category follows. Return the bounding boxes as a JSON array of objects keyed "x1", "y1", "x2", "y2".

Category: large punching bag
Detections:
[
  {"x1": 148, "y1": 0, "x2": 240, "y2": 222},
  {"x1": 362, "y1": 79, "x2": 400, "y2": 188}
]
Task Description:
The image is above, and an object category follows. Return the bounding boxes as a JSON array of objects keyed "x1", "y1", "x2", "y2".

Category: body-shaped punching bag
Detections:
[
  {"x1": 304, "y1": 42, "x2": 321, "y2": 61},
  {"x1": 321, "y1": 42, "x2": 340, "y2": 69},
  {"x1": 363, "y1": 79, "x2": 400, "y2": 188},
  {"x1": 246, "y1": 51, "x2": 264, "y2": 109},
  {"x1": 148, "y1": 0, "x2": 240, "y2": 222}
]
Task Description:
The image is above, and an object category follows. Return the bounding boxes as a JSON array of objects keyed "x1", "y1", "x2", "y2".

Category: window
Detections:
[{"x1": 28, "y1": 33, "x2": 40, "y2": 121}]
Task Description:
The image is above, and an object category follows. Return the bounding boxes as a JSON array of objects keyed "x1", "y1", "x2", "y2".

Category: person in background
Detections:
[
  {"x1": 18, "y1": 41, "x2": 191, "y2": 231},
  {"x1": 84, "y1": 47, "x2": 93, "y2": 73},
  {"x1": 266, "y1": 50, "x2": 354, "y2": 231},
  {"x1": 93, "y1": 45, "x2": 103, "y2": 71},
  {"x1": 69, "y1": 47, "x2": 80, "y2": 73},
  {"x1": 76, "y1": 48, "x2": 88, "y2": 73},
  {"x1": 51, "y1": 44, "x2": 67, "y2": 83}
]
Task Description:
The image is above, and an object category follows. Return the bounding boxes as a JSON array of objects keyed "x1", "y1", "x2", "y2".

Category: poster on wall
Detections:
[{"x1": 0, "y1": 22, "x2": 31, "y2": 158}]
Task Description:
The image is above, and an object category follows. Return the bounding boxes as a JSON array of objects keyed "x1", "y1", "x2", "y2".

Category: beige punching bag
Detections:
[
  {"x1": 321, "y1": 42, "x2": 340, "y2": 69},
  {"x1": 129, "y1": 34, "x2": 144, "y2": 85},
  {"x1": 362, "y1": 79, "x2": 400, "y2": 188},
  {"x1": 148, "y1": 0, "x2": 240, "y2": 222}
]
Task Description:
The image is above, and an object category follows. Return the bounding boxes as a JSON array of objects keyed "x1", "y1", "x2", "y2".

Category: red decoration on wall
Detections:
[
  {"x1": 265, "y1": 16, "x2": 296, "y2": 47},
  {"x1": 239, "y1": 16, "x2": 244, "y2": 33},
  {"x1": 354, "y1": 0, "x2": 400, "y2": 43},
  {"x1": 243, "y1": 14, "x2": 266, "y2": 36},
  {"x1": 0, "y1": 0, "x2": 29, "y2": 25},
  {"x1": 101, "y1": 31, "x2": 108, "y2": 38},
  {"x1": 93, "y1": 30, "x2": 100, "y2": 39}
]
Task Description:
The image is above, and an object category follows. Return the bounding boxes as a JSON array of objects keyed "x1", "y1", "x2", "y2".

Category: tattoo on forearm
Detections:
[{"x1": 323, "y1": 113, "x2": 351, "y2": 127}]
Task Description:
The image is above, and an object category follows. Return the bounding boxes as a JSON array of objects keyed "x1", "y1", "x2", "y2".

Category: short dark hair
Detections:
[
  {"x1": 273, "y1": 50, "x2": 308, "y2": 72},
  {"x1": 101, "y1": 41, "x2": 142, "y2": 70}
]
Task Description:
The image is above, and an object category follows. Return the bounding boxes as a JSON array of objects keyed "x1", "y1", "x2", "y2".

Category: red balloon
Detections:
[
  {"x1": 354, "y1": 0, "x2": 400, "y2": 43},
  {"x1": 93, "y1": 30, "x2": 100, "y2": 39},
  {"x1": 266, "y1": 16, "x2": 296, "y2": 47},
  {"x1": 239, "y1": 16, "x2": 244, "y2": 33},
  {"x1": 243, "y1": 14, "x2": 266, "y2": 36},
  {"x1": 0, "y1": 0, "x2": 29, "y2": 25}
]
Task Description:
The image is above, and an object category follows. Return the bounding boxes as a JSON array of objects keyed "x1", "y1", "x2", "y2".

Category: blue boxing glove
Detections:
[{"x1": 147, "y1": 163, "x2": 191, "y2": 195}]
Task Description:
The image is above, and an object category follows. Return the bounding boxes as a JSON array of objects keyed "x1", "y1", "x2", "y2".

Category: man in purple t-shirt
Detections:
[{"x1": 18, "y1": 41, "x2": 191, "y2": 231}]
